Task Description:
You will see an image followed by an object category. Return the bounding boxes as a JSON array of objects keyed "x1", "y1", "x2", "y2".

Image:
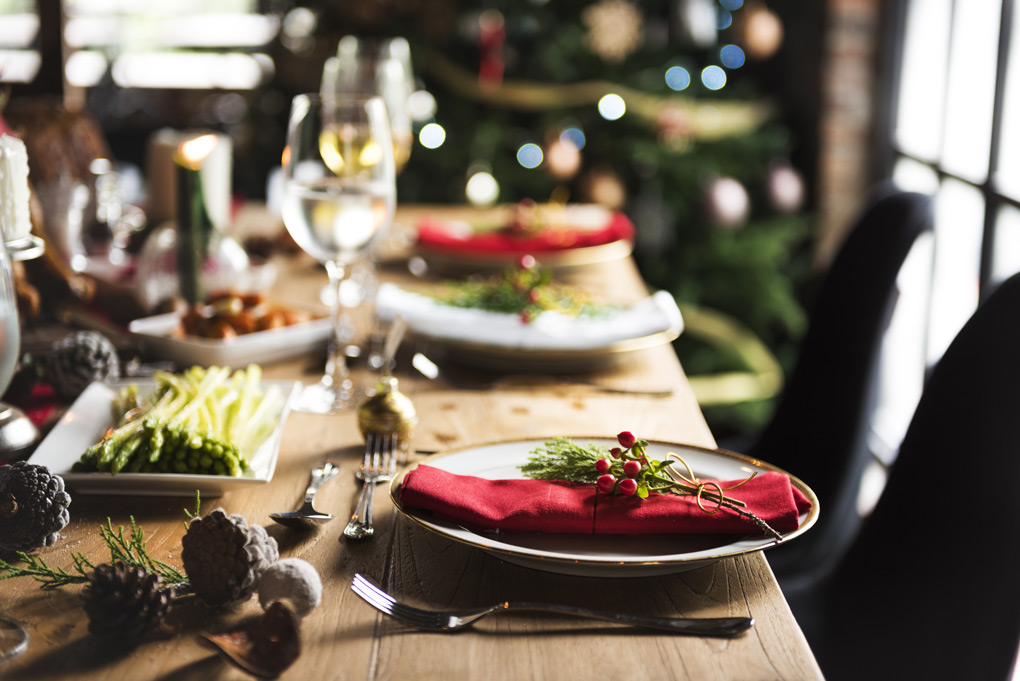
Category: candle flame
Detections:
[{"x1": 176, "y1": 134, "x2": 218, "y2": 170}]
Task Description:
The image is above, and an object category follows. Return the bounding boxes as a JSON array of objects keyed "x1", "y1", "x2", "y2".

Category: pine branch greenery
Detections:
[
  {"x1": 0, "y1": 492, "x2": 200, "y2": 589},
  {"x1": 519, "y1": 437, "x2": 608, "y2": 483},
  {"x1": 522, "y1": 434, "x2": 783, "y2": 540}
]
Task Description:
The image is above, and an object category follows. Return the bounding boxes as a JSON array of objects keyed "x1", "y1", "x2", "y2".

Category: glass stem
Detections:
[{"x1": 324, "y1": 260, "x2": 353, "y2": 397}]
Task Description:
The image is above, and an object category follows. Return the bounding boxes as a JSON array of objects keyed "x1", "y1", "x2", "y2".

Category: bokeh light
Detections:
[
  {"x1": 517, "y1": 143, "x2": 544, "y2": 169},
  {"x1": 719, "y1": 0, "x2": 743, "y2": 10},
  {"x1": 419, "y1": 123, "x2": 446, "y2": 149},
  {"x1": 597, "y1": 93, "x2": 626, "y2": 120},
  {"x1": 561, "y1": 127, "x2": 586, "y2": 150},
  {"x1": 720, "y1": 44, "x2": 746, "y2": 69},
  {"x1": 466, "y1": 171, "x2": 500, "y2": 205},
  {"x1": 717, "y1": 8, "x2": 733, "y2": 30},
  {"x1": 701, "y1": 65, "x2": 727, "y2": 90},
  {"x1": 665, "y1": 66, "x2": 691, "y2": 91}
]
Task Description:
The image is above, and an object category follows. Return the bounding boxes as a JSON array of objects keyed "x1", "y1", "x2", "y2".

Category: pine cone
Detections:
[
  {"x1": 0, "y1": 462, "x2": 71, "y2": 553},
  {"x1": 181, "y1": 508, "x2": 279, "y2": 608},
  {"x1": 47, "y1": 330, "x2": 120, "y2": 399},
  {"x1": 82, "y1": 562, "x2": 172, "y2": 638}
]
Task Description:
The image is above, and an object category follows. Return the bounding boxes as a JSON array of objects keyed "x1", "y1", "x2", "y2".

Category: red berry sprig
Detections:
[{"x1": 592, "y1": 431, "x2": 676, "y2": 499}]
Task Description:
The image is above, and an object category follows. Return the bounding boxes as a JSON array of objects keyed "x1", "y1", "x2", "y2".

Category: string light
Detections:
[
  {"x1": 701, "y1": 65, "x2": 727, "y2": 90},
  {"x1": 597, "y1": 93, "x2": 626, "y2": 120},
  {"x1": 517, "y1": 143, "x2": 544, "y2": 169},
  {"x1": 419, "y1": 123, "x2": 446, "y2": 149},
  {"x1": 720, "y1": 44, "x2": 745, "y2": 69},
  {"x1": 665, "y1": 65, "x2": 691, "y2": 91},
  {"x1": 466, "y1": 171, "x2": 500, "y2": 205}
]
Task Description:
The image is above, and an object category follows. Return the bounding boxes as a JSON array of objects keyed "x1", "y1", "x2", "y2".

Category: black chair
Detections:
[
  {"x1": 746, "y1": 185, "x2": 934, "y2": 586},
  {"x1": 799, "y1": 270, "x2": 1020, "y2": 681}
]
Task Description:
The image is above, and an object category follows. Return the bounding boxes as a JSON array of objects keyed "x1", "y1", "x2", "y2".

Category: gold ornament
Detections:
[{"x1": 358, "y1": 376, "x2": 418, "y2": 443}]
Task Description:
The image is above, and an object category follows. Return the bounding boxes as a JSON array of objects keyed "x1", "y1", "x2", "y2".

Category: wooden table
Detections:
[{"x1": 0, "y1": 205, "x2": 823, "y2": 680}]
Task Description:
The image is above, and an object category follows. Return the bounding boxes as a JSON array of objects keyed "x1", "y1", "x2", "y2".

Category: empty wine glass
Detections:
[{"x1": 282, "y1": 94, "x2": 396, "y2": 413}]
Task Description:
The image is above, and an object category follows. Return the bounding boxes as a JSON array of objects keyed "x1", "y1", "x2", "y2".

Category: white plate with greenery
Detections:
[
  {"x1": 28, "y1": 378, "x2": 300, "y2": 497},
  {"x1": 391, "y1": 437, "x2": 818, "y2": 577}
]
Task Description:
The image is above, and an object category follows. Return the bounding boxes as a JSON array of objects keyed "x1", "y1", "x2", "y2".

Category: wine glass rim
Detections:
[{"x1": 297, "y1": 92, "x2": 384, "y2": 106}]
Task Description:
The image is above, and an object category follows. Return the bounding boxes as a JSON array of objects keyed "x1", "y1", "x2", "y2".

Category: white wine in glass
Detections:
[
  {"x1": 322, "y1": 36, "x2": 415, "y2": 176},
  {"x1": 282, "y1": 94, "x2": 396, "y2": 413}
]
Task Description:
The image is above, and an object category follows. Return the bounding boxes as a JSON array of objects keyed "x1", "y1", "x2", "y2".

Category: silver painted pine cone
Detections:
[{"x1": 181, "y1": 508, "x2": 279, "y2": 608}]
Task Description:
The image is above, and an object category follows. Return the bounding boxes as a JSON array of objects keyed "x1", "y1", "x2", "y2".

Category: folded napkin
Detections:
[
  {"x1": 400, "y1": 465, "x2": 812, "y2": 535},
  {"x1": 415, "y1": 210, "x2": 634, "y2": 254},
  {"x1": 375, "y1": 284, "x2": 683, "y2": 352}
]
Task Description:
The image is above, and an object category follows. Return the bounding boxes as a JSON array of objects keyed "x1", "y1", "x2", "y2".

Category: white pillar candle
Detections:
[{"x1": 0, "y1": 135, "x2": 32, "y2": 243}]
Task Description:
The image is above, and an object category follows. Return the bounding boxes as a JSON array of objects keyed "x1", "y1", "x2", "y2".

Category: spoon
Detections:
[{"x1": 269, "y1": 462, "x2": 340, "y2": 527}]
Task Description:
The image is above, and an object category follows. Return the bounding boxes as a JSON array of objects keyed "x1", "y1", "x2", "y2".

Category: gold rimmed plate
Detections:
[{"x1": 390, "y1": 437, "x2": 818, "y2": 577}]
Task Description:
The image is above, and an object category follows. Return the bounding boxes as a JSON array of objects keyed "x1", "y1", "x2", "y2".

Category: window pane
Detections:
[
  {"x1": 0, "y1": 0, "x2": 39, "y2": 83},
  {"x1": 895, "y1": 0, "x2": 952, "y2": 160},
  {"x1": 928, "y1": 179, "x2": 984, "y2": 364},
  {"x1": 941, "y1": 0, "x2": 1002, "y2": 183},
  {"x1": 893, "y1": 156, "x2": 940, "y2": 194},
  {"x1": 992, "y1": 203, "x2": 1020, "y2": 283},
  {"x1": 997, "y1": 0, "x2": 1020, "y2": 200}
]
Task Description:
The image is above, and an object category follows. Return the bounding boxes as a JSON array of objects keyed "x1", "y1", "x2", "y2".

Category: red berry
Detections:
[
  {"x1": 595, "y1": 458, "x2": 612, "y2": 474},
  {"x1": 519, "y1": 309, "x2": 533, "y2": 324},
  {"x1": 623, "y1": 460, "x2": 641, "y2": 478},
  {"x1": 596, "y1": 474, "x2": 616, "y2": 494},
  {"x1": 617, "y1": 431, "x2": 637, "y2": 448},
  {"x1": 518, "y1": 254, "x2": 537, "y2": 270},
  {"x1": 528, "y1": 288, "x2": 540, "y2": 303},
  {"x1": 619, "y1": 478, "x2": 638, "y2": 496},
  {"x1": 610, "y1": 447, "x2": 622, "y2": 459}
]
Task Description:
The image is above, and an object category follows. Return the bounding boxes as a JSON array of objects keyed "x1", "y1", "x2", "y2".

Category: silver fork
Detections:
[
  {"x1": 350, "y1": 573, "x2": 753, "y2": 637},
  {"x1": 343, "y1": 433, "x2": 398, "y2": 539}
]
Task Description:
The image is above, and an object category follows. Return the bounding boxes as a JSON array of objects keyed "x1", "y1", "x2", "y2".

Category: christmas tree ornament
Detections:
[
  {"x1": 582, "y1": 0, "x2": 644, "y2": 63},
  {"x1": 478, "y1": 9, "x2": 505, "y2": 85},
  {"x1": 765, "y1": 162, "x2": 806, "y2": 214},
  {"x1": 257, "y1": 558, "x2": 323, "y2": 617},
  {"x1": 82, "y1": 561, "x2": 173, "y2": 639},
  {"x1": 358, "y1": 376, "x2": 417, "y2": 445},
  {"x1": 703, "y1": 176, "x2": 750, "y2": 230},
  {"x1": 46, "y1": 330, "x2": 120, "y2": 399},
  {"x1": 0, "y1": 461, "x2": 71, "y2": 553},
  {"x1": 181, "y1": 508, "x2": 279, "y2": 608}
]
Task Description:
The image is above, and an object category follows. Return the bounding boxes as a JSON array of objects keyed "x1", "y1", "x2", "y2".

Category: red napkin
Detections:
[
  {"x1": 415, "y1": 212, "x2": 635, "y2": 255},
  {"x1": 399, "y1": 465, "x2": 812, "y2": 535}
]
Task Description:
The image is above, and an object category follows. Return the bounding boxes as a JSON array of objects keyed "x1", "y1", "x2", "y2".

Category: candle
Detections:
[
  {"x1": 0, "y1": 135, "x2": 32, "y2": 244},
  {"x1": 175, "y1": 134, "x2": 218, "y2": 305},
  {"x1": 147, "y1": 129, "x2": 232, "y2": 229}
]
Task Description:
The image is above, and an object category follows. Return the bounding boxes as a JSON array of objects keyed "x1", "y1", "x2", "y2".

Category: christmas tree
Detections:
[{"x1": 319, "y1": 0, "x2": 812, "y2": 434}]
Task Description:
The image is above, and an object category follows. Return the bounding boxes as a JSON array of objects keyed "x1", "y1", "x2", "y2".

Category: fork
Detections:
[
  {"x1": 350, "y1": 573, "x2": 753, "y2": 637},
  {"x1": 343, "y1": 433, "x2": 398, "y2": 539}
]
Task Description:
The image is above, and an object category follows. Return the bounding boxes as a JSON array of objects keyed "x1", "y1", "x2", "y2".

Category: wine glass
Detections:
[
  {"x1": 282, "y1": 93, "x2": 396, "y2": 413},
  {"x1": 321, "y1": 37, "x2": 415, "y2": 370},
  {"x1": 0, "y1": 237, "x2": 31, "y2": 663},
  {"x1": 321, "y1": 36, "x2": 415, "y2": 176}
]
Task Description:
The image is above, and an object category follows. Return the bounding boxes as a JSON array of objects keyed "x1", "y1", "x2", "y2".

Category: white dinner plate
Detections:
[
  {"x1": 376, "y1": 285, "x2": 684, "y2": 372},
  {"x1": 28, "y1": 379, "x2": 300, "y2": 497},
  {"x1": 391, "y1": 438, "x2": 818, "y2": 577},
  {"x1": 128, "y1": 313, "x2": 330, "y2": 369}
]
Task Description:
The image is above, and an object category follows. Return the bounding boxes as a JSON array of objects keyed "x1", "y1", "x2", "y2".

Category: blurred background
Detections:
[{"x1": 0, "y1": 0, "x2": 1015, "y2": 454}]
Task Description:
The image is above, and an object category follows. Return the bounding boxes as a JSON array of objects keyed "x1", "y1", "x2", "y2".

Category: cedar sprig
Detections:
[
  {"x1": 519, "y1": 437, "x2": 607, "y2": 482},
  {"x1": 0, "y1": 492, "x2": 200, "y2": 589}
]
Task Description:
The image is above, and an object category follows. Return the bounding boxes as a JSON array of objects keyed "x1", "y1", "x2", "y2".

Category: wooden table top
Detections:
[{"x1": 0, "y1": 205, "x2": 823, "y2": 680}]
